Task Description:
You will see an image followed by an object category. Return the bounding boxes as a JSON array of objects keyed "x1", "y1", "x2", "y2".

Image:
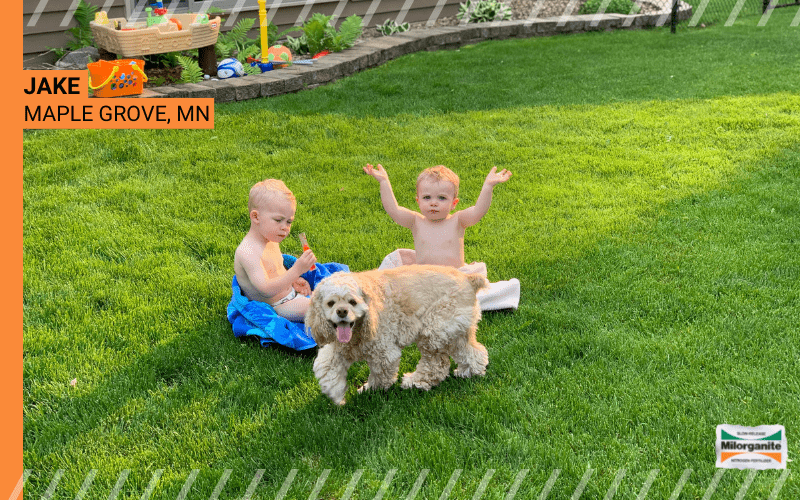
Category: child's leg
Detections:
[
  {"x1": 458, "y1": 261, "x2": 488, "y2": 277},
  {"x1": 273, "y1": 295, "x2": 311, "y2": 322},
  {"x1": 397, "y1": 248, "x2": 417, "y2": 265},
  {"x1": 378, "y1": 249, "x2": 417, "y2": 270}
]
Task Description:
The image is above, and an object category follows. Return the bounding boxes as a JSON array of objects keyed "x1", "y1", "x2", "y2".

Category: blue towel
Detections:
[{"x1": 227, "y1": 255, "x2": 349, "y2": 351}]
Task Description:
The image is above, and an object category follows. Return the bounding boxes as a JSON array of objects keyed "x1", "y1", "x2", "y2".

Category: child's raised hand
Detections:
[
  {"x1": 363, "y1": 163, "x2": 389, "y2": 182},
  {"x1": 484, "y1": 166, "x2": 512, "y2": 187},
  {"x1": 294, "y1": 249, "x2": 317, "y2": 274}
]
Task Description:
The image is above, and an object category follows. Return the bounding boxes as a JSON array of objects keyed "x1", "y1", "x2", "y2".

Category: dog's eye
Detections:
[
  {"x1": 327, "y1": 300, "x2": 335, "y2": 308},
  {"x1": 349, "y1": 299, "x2": 357, "y2": 306}
]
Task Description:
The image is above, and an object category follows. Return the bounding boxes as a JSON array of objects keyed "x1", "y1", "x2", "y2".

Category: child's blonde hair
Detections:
[
  {"x1": 416, "y1": 166, "x2": 460, "y2": 198},
  {"x1": 248, "y1": 179, "x2": 296, "y2": 212}
]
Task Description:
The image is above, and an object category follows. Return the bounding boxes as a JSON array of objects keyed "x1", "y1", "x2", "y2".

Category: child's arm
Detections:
[
  {"x1": 240, "y1": 249, "x2": 316, "y2": 303},
  {"x1": 457, "y1": 167, "x2": 512, "y2": 228},
  {"x1": 363, "y1": 163, "x2": 419, "y2": 229}
]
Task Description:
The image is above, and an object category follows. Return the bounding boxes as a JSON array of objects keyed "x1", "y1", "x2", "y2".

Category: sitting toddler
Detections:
[
  {"x1": 364, "y1": 164, "x2": 519, "y2": 310},
  {"x1": 233, "y1": 179, "x2": 317, "y2": 322}
]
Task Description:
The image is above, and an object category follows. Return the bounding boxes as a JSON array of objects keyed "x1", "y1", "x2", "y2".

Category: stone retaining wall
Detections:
[{"x1": 136, "y1": 4, "x2": 692, "y2": 102}]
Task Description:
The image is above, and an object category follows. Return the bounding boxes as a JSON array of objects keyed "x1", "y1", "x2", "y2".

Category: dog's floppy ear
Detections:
[
  {"x1": 306, "y1": 285, "x2": 335, "y2": 346},
  {"x1": 352, "y1": 274, "x2": 380, "y2": 343}
]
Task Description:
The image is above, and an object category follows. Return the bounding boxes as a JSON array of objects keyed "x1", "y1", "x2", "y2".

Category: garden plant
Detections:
[
  {"x1": 48, "y1": 0, "x2": 98, "y2": 59},
  {"x1": 457, "y1": 0, "x2": 513, "y2": 23},
  {"x1": 23, "y1": 7, "x2": 800, "y2": 500},
  {"x1": 376, "y1": 19, "x2": 411, "y2": 36},
  {"x1": 175, "y1": 17, "x2": 303, "y2": 83},
  {"x1": 284, "y1": 14, "x2": 364, "y2": 56},
  {"x1": 579, "y1": 0, "x2": 641, "y2": 15}
]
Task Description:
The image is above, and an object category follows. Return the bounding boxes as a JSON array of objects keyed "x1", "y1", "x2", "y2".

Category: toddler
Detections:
[
  {"x1": 364, "y1": 164, "x2": 512, "y2": 269},
  {"x1": 233, "y1": 179, "x2": 317, "y2": 322}
]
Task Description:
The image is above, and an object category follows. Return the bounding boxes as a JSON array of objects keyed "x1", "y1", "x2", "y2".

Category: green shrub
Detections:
[
  {"x1": 285, "y1": 14, "x2": 363, "y2": 55},
  {"x1": 579, "y1": 0, "x2": 641, "y2": 15},
  {"x1": 268, "y1": 22, "x2": 302, "y2": 46},
  {"x1": 143, "y1": 51, "x2": 181, "y2": 69},
  {"x1": 177, "y1": 55, "x2": 203, "y2": 83},
  {"x1": 329, "y1": 15, "x2": 364, "y2": 51},
  {"x1": 243, "y1": 63, "x2": 262, "y2": 75},
  {"x1": 456, "y1": 0, "x2": 512, "y2": 23},
  {"x1": 67, "y1": 0, "x2": 99, "y2": 50},
  {"x1": 215, "y1": 18, "x2": 257, "y2": 60},
  {"x1": 216, "y1": 17, "x2": 299, "y2": 62},
  {"x1": 304, "y1": 13, "x2": 334, "y2": 55},
  {"x1": 283, "y1": 34, "x2": 309, "y2": 55}
]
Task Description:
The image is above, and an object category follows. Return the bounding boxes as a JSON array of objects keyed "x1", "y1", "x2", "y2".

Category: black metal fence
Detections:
[
  {"x1": 682, "y1": 0, "x2": 760, "y2": 25},
  {"x1": 672, "y1": 0, "x2": 797, "y2": 28}
]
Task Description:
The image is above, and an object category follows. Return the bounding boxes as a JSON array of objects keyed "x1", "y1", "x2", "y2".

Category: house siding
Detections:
[{"x1": 24, "y1": 0, "x2": 127, "y2": 63}]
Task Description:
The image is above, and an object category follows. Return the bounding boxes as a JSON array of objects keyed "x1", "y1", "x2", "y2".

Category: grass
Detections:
[
  {"x1": 23, "y1": 8, "x2": 800, "y2": 500},
  {"x1": 222, "y1": 10, "x2": 800, "y2": 115}
]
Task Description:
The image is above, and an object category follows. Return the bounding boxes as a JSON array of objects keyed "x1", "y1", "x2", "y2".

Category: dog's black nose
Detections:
[{"x1": 336, "y1": 308, "x2": 348, "y2": 318}]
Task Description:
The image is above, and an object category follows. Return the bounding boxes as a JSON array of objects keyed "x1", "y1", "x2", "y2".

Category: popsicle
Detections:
[{"x1": 298, "y1": 233, "x2": 316, "y2": 270}]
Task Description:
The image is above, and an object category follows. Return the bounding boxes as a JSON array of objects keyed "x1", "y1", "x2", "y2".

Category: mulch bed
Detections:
[
  {"x1": 358, "y1": 0, "x2": 666, "y2": 41},
  {"x1": 144, "y1": 66, "x2": 184, "y2": 88}
]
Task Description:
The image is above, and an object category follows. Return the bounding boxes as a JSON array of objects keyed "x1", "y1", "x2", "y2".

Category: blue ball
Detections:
[{"x1": 217, "y1": 58, "x2": 244, "y2": 79}]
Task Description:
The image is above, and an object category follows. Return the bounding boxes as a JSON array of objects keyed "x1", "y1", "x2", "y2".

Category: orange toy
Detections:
[
  {"x1": 267, "y1": 45, "x2": 292, "y2": 64},
  {"x1": 298, "y1": 233, "x2": 316, "y2": 270},
  {"x1": 87, "y1": 59, "x2": 147, "y2": 97}
]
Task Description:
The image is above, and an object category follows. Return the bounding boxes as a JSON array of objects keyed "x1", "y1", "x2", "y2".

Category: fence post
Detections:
[{"x1": 671, "y1": 0, "x2": 678, "y2": 32}]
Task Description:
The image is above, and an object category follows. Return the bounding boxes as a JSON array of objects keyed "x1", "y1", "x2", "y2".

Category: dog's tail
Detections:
[{"x1": 466, "y1": 273, "x2": 490, "y2": 293}]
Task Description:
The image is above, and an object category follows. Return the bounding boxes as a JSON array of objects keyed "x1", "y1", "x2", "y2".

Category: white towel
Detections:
[{"x1": 378, "y1": 249, "x2": 520, "y2": 311}]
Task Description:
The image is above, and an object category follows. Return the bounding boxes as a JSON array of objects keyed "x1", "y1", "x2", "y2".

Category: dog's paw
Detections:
[
  {"x1": 401, "y1": 372, "x2": 431, "y2": 390},
  {"x1": 454, "y1": 365, "x2": 486, "y2": 378},
  {"x1": 460, "y1": 367, "x2": 488, "y2": 378}
]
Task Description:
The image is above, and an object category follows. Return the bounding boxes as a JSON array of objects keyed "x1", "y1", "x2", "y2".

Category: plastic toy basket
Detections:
[
  {"x1": 88, "y1": 59, "x2": 148, "y2": 97},
  {"x1": 90, "y1": 14, "x2": 221, "y2": 57}
]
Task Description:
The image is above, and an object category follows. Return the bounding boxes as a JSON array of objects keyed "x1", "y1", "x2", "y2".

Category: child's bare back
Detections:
[{"x1": 234, "y1": 235, "x2": 290, "y2": 304}]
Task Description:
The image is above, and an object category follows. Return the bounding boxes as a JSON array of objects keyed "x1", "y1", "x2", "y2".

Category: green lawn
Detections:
[{"x1": 23, "y1": 8, "x2": 799, "y2": 499}]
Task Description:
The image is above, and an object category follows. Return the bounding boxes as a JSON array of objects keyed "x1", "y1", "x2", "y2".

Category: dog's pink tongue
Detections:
[{"x1": 336, "y1": 325, "x2": 352, "y2": 343}]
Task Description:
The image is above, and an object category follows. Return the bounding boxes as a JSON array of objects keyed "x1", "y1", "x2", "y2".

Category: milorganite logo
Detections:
[{"x1": 716, "y1": 424, "x2": 787, "y2": 469}]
